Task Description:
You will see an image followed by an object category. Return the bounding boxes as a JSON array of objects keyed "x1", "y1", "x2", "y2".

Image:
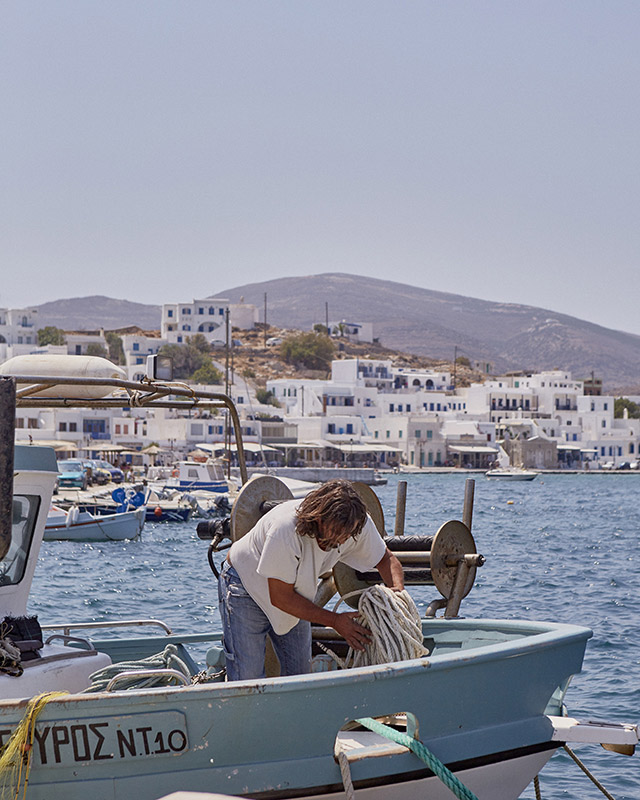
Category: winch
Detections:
[{"x1": 197, "y1": 475, "x2": 485, "y2": 619}]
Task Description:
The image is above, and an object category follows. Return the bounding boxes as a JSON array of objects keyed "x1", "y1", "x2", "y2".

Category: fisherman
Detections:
[{"x1": 218, "y1": 479, "x2": 404, "y2": 681}]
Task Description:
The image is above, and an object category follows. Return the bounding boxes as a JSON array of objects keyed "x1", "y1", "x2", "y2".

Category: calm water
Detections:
[{"x1": 30, "y1": 473, "x2": 640, "y2": 799}]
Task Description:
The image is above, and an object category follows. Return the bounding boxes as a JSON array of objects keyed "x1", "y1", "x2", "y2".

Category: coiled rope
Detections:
[
  {"x1": 327, "y1": 585, "x2": 429, "y2": 669},
  {"x1": 0, "y1": 691, "x2": 68, "y2": 800},
  {"x1": 82, "y1": 644, "x2": 192, "y2": 692}
]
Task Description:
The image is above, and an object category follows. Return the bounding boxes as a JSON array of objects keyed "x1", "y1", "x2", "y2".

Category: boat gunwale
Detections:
[{"x1": 0, "y1": 617, "x2": 591, "y2": 708}]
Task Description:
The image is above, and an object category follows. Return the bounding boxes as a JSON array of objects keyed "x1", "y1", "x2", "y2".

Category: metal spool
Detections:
[
  {"x1": 351, "y1": 481, "x2": 386, "y2": 537},
  {"x1": 229, "y1": 474, "x2": 293, "y2": 541},
  {"x1": 333, "y1": 519, "x2": 479, "y2": 610},
  {"x1": 429, "y1": 520, "x2": 477, "y2": 600}
]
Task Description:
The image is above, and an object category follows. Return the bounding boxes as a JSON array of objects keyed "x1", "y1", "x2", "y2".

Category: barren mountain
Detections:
[{"x1": 33, "y1": 275, "x2": 640, "y2": 390}]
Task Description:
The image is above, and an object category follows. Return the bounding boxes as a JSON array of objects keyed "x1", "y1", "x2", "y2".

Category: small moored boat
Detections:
[{"x1": 44, "y1": 504, "x2": 145, "y2": 541}]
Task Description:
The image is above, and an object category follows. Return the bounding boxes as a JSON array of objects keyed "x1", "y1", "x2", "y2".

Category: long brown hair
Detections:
[{"x1": 296, "y1": 480, "x2": 367, "y2": 542}]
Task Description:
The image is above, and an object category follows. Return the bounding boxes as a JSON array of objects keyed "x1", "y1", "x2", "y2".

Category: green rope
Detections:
[{"x1": 356, "y1": 717, "x2": 480, "y2": 800}]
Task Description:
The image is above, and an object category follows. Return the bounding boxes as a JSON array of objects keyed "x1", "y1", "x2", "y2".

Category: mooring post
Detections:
[
  {"x1": 0, "y1": 377, "x2": 16, "y2": 560},
  {"x1": 394, "y1": 479, "x2": 407, "y2": 536},
  {"x1": 462, "y1": 478, "x2": 475, "y2": 531}
]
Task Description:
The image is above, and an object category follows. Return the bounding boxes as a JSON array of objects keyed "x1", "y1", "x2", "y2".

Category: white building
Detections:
[
  {"x1": 162, "y1": 298, "x2": 258, "y2": 345},
  {"x1": 0, "y1": 307, "x2": 39, "y2": 362}
]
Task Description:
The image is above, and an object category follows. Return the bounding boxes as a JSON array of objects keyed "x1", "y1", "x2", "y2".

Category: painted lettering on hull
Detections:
[{"x1": 0, "y1": 711, "x2": 188, "y2": 768}]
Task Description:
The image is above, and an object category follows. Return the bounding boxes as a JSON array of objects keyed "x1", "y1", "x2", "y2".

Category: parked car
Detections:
[
  {"x1": 266, "y1": 337, "x2": 282, "y2": 347},
  {"x1": 94, "y1": 459, "x2": 125, "y2": 483},
  {"x1": 82, "y1": 459, "x2": 111, "y2": 485},
  {"x1": 57, "y1": 459, "x2": 89, "y2": 490}
]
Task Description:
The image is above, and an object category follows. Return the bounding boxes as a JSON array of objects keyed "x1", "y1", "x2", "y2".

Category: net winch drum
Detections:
[{"x1": 198, "y1": 474, "x2": 484, "y2": 619}]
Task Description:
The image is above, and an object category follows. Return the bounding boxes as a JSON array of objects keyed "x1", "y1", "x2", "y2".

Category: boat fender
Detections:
[
  {"x1": 154, "y1": 506, "x2": 163, "y2": 518},
  {"x1": 65, "y1": 506, "x2": 80, "y2": 527}
]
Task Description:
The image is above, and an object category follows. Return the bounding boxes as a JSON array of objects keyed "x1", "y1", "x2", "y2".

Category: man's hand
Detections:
[
  {"x1": 332, "y1": 612, "x2": 372, "y2": 651},
  {"x1": 375, "y1": 548, "x2": 405, "y2": 592}
]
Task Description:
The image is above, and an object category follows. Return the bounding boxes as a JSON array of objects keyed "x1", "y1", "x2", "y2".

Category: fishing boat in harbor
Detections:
[
  {"x1": 44, "y1": 504, "x2": 145, "y2": 541},
  {"x1": 0, "y1": 359, "x2": 636, "y2": 800}
]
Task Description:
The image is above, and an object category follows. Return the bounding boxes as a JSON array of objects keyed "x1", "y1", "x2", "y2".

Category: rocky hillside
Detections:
[
  {"x1": 32, "y1": 274, "x2": 640, "y2": 390},
  {"x1": 212, "y1": 274, "x2": 640, "y2": 391}
]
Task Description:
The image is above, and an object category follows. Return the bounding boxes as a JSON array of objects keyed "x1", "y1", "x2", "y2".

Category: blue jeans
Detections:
[{"x1": 218, "y1": 560, "x2": 311, "y2": 681}]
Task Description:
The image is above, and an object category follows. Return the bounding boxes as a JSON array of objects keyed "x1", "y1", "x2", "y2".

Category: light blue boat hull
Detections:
[{"x1": 0, "y1": 618, "x2": 590, "y2": 800}]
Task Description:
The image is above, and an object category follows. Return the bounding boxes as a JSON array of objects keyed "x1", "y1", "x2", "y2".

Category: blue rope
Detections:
[{"x1": 356, "y1": 717, "x2": 480, "y2": 800}]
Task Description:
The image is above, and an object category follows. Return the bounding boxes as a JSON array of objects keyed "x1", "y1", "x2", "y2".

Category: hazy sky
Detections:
[{"x1": 2, "y1": 2, "x2": 639, "y2": 333}]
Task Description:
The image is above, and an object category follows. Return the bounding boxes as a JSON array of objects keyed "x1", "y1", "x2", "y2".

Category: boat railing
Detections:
[{"x1": 41, "y1": 618, "x2": 174, "y2": 637}]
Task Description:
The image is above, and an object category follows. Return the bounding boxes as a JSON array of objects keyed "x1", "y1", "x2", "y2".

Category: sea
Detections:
[{"x1": 30, "y1": 472, "x2": 640, "y2": 800}]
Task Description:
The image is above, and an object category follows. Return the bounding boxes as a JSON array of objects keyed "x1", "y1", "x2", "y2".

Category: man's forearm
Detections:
[{"x1": 376, "y1": 549, "x2": 404, "y2": 590}]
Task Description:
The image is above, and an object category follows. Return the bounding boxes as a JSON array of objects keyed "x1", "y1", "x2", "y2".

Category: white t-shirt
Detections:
[{"x1": 229, "y1": 499, "x2": 386, "y2": 635}]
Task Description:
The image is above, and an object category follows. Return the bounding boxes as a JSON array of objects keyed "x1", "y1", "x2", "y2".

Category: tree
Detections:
[
  {"x1": 86, "y1": 343, "x2": 108, "y2": 358},
  {"x1": 280, "y1": 331, "x2": 335, "y2": 370},
  {"x1": 105, "y1": 332, "x2": 125, "y2": 365},
  {"x1": 157, "y1": 335, "x2": 213, "y2": 380},
  {"x1": 191, "y1": 361, "x2": 223, "y2": 385},
  {"x1": 455, "y1": 355, "x2": 471, "y2": 368},
  {"x1": 256, "y1": 389, "x2": 280, "y2": 407},
  {"x1": 614, "y1": 397, "x2": 640, "y2": 419},
  {"x1": 37, "y1": 326, "x2": 66, "y2": 346}
]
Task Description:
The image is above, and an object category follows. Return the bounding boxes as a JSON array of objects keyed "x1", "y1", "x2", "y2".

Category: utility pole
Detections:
[
  {"x1": 224, "y1": 308, "x2": 231, "y2": 477},
  {"x1": 325, "y1": 302, "x2": 329, "y2": 334},
  {"x1": 264, "y1": 292, "x2": 267, "y2": 347},
  {"x1": 453, "y1": 346, "x2": 458, "y2": 388}
]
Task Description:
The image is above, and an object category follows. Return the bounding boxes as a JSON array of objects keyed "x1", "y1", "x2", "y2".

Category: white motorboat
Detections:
[
  {"x1": 44, "y1": 504, "x2": 145, "y2": 541},
  {"x1": 485, "y1": 467, "x2": 538, "y2": 481}
]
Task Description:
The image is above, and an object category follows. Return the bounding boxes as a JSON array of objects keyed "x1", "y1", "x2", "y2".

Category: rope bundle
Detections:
[
  {"x1": 82, "y1": 644, "x2": 192, "y2": 692},
  {"x1": 339, "y1": 585, "x2": 429, "y2": 669}
]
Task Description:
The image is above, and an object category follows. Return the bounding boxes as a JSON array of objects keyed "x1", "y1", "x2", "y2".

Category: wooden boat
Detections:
[
  {"x1": 44, "y1": 504, "x2": 145, "y2": 541},
  {"x1": 0, "y1": 363, "x2": 635, "y2": 800}
]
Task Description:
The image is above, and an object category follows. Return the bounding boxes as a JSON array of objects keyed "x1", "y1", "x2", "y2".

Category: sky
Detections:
[{"x1": 2, "y1": 2, "x2": 640, "y2": 333}]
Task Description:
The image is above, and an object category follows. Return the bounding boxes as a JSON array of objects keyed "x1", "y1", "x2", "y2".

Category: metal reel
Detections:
[
  {"x1": 230, "y1": 475, "x2": 293, "y2": 541},
  {"x1": 331, "y1": 482, "x2": 386, "y2": 609},
  {"x1": 351, "y1": 481, "x2": 385, "y2": 537},
  {"x1": 430, "y1": 519, "x2": 477, "y2": 600}
]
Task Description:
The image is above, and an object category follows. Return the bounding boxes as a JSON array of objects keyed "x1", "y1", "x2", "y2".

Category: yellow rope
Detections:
[{"x1": 0, "y1": 692, "x2": 68, "y2": 800}]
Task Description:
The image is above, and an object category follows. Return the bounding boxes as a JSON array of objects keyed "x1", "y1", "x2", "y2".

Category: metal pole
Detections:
[
  {"x1": 394, "y1": 480, "x2": 407, "y2": 536},
  {"x1": 0, "y1": 377, "x2": 16, "y2": 560},
  {"x1": 463, "y1": 478, "x2": 475, "y2": 531}
]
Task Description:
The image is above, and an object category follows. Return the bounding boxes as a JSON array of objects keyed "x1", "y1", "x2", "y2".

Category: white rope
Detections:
[{"x1": 335, "y1": 585, "x2": 429, "y2": 669}]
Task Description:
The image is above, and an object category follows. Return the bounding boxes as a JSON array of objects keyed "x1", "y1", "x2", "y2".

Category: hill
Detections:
[
  {"x1": 35, "y1": 296, "x2": 161, "y2": 332},
  {"x1": 32, "y1": 275, "x2": 640, "y2": 390},
  {"x1": 211, "y1": 274, "x2": 640, "y2": 391}
]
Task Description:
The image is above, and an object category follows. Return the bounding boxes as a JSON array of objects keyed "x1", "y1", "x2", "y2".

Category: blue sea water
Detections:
[{"x1": 30, "y1": 473, "x2": 640, "y2": 799}]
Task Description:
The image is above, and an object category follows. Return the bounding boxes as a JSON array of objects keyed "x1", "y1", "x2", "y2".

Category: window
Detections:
[
  {"x1": 115, "y1": 425, "x2": 121, "y2": 434},
  {"x1": 27, "y1": 419, "x2": 38, "y2": 429},
  {"x1": 426, "y1": 430, "x2": 433, "y2": 439},
  {"x1": 198, "y1": 308, "x2": 204, "y2": 315},
  {"x1": 374, "y1": 431, "x2": 379, "y2": 439},
  {"x1": 327, "y1": 423, "x2": 335, "y2": 434},
  {"x1": 219, "y1": 308, "x2": 224, "y2": 315},
  {"x1": 1, "y1": 495, "x2": 40, "y2": 585},
  {"x1": 133, "y1": 342, "x2": 139, "y2": 351},
  {"x1": 415, "y1": 430, "x2": 421, "y2": 439},
  {"x1": 167, "y1": 309, "x2": 173, "y2": 317},
  {"x1": 390, "y1": 404, "x2": 394, "y2": 412},
  {"x1": 602, "y1": 420, "x2": 606, "y2": 428},
  {"x1": 386, "y1": 431, "x2": 390, "y2": 438},
  {"x1": 399, "y1": 431, "x2": 403, "y2": 438},
  {"x1": 604, "y1": 403, "x2": 608, "y2": 411},
  {"x1": 346, "y1": 424, "x2": 353, "y2": 434},
  {"x1": 69, "y1": 423, "x2": 77, "y2": 432},
  {"x1": 59, "y1": 422, "x2": 67, "y2": 431}
]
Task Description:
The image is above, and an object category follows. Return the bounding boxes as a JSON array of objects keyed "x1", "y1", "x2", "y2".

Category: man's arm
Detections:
[
  {"x1": 267, "y1": 578, "x2": 372, "y2": 651},
  {"x1": 375, "y1": 547, "x2": 404, "y2": 591}
]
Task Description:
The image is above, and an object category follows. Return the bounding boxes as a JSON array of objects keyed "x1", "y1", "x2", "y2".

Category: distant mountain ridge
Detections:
[
  {"x1": 35, "y1": 296, "x2": 161, "y2": 332},
  {"x1": 32, "y1": 276, "x2": 640, "y2": 390}
]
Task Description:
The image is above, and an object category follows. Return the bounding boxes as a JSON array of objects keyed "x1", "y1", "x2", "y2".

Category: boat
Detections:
[
  {"x1": 0, "y1": 363, "x2": 636, "y2": 800},
  {"x1": 44, "y1": 504, "x2": 146, "y2": 541},
  {"x1": 485, "y1": 467, "x2": 538, "y2": 481},
  {"x1": 147, "y1": 459, "x2": 237, "y2": 494}
]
